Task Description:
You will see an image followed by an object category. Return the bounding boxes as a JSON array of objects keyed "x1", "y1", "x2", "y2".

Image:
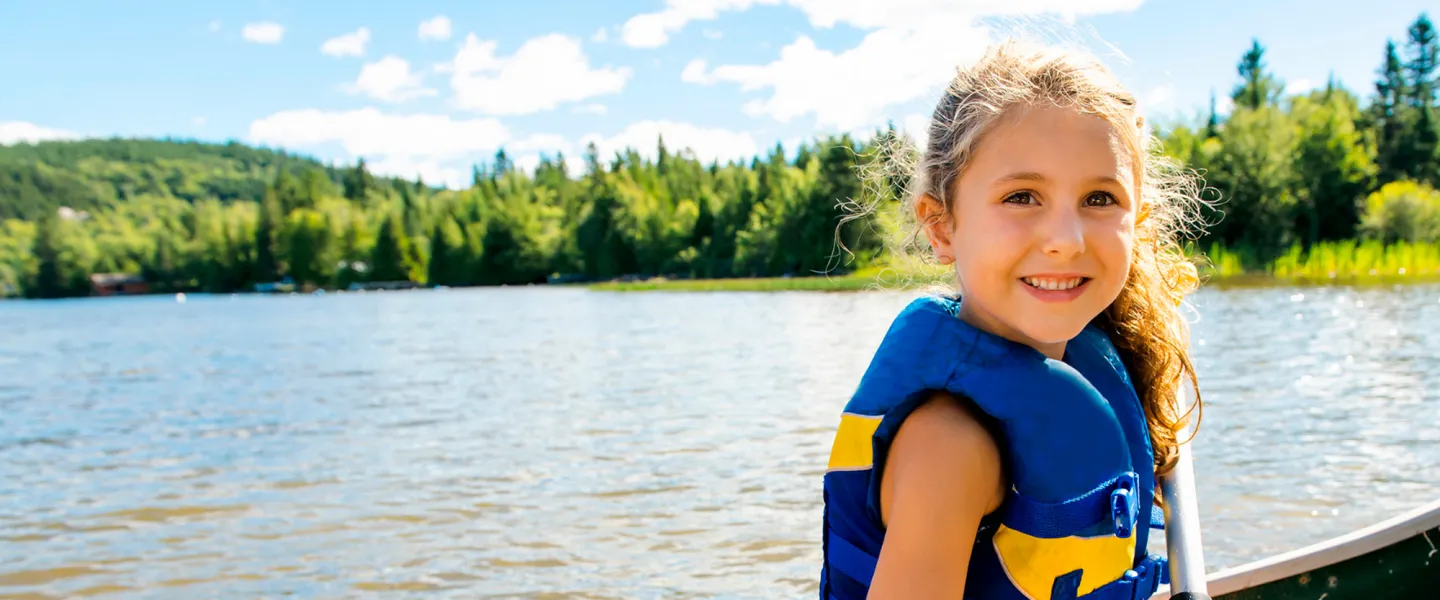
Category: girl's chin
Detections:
[{"x1": 1011, "y1": 319, "x2": 1093, "y2": 350}]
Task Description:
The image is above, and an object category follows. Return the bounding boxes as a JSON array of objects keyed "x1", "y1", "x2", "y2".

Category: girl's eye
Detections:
[
  {"x1": 1085, "y1": 192, "x2": 1117, "y2": 207},
  {"x1": 1002, "y1": 191, "x2": 1037, "y2": 205}
]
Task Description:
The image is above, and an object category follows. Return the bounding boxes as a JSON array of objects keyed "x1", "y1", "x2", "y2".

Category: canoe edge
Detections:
[{"x1": 1149, "y1": 497, "x2": 1440, "y2": 599}]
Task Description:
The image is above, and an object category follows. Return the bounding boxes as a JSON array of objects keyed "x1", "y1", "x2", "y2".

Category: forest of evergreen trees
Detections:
[{"x1": 1, "y1": 13, "x2": 1437, "y2": 299}]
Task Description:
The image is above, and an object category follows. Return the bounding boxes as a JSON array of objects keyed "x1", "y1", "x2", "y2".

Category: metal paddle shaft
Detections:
[{"x1": 1160, "y1": 381, "x2": 1211, "y2": 600}]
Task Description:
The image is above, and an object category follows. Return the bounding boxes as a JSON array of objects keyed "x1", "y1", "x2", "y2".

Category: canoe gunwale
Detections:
[{"x1": 1149, "y1": 497, "x2": 1440, "y2": 599}]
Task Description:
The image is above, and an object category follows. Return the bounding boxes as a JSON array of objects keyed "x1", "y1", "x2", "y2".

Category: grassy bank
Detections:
[
  {"x1": 589, "y1": 241, "x2": 1440, "y2": 292},
  {"x1": 1201, "y1": 240, "x2": 1440, "y2": 285},
  {"x1": 586, "y1": 266, "x2": 907, "y2": 292},
  {"x1": 587, "y1": 274, "x2": 871, "y2": 292}
]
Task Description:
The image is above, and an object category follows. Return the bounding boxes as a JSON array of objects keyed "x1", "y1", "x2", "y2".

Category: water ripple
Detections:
[{"x1": 0, "y1": 285, "x2": 1437, "y2": 596}]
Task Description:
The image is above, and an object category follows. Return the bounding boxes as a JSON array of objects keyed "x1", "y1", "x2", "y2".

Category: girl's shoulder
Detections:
[{"x1": 881, "y1": 391, "x2": 1006, "y2": 526}]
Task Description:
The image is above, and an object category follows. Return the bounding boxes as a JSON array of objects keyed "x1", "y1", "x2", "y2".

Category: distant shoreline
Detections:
[{"x1": 6, "y1": 269, "x2": 1439, "y2": 301}]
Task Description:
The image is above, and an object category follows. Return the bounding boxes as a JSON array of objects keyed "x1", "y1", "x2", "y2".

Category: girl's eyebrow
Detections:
[
  {"x1": 1086, "y1": 175, "x2": 1125, "y2": 187},
  {"x1": 991, "y1": 172, "x2": 1123, "y2": 187},
  {"x1": 991, "y1": 171, "x2": 1047, "y2": 186}
]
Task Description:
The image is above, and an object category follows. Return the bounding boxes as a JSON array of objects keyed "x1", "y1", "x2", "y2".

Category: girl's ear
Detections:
[{"x1": 915, "y1": 194, "x2": 955, "y2": 265}]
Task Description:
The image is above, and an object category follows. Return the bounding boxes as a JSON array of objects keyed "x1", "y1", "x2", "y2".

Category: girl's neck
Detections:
[{"x1": 956, "y1": 298, "x2": 1067, "y2": 360}]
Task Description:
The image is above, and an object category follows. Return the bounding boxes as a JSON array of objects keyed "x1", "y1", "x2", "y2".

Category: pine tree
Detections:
[
  {"x1": 272, "y1": 170, "x2": 304, "y2": 214},
  {"x1": 368, "y1": 211, "x2": 414, "y2": 282},
  {"x1": 1232, "y1": 39, "x2": 1284, "y2": 110},
  {"x1": 298, "y1": 167, "x2": 330, "y2": 210},
  {"x1": 342, "y1": 158, "x2": 375, "y2": 202},
  {"x1": 427, "y1": 221, "x2": 451, "y2": 286},
  {"x1": 1404, "y1": 14, "x2": 1437, "y2": 109},
  {"x1": 30, "y1": 211, "x2": 63, "y2": 298},
  {"x1": 1205, "y1": 90, "x2": 1221, "y2": 138},
  {"x1": 1375, "y1": 39, "x2": 1410, "y2": 184},
  {"x1": 335, "y1": 212, "x2": 372, "y2": 288},
  {"x1": 1402, "y1": 13, "x2": 1439, "y2": 183},
  {"x1": 794, "y1": 141, "x2": 813, "y2": 168},
  {"x1": 252, "y1": 185, "x2": 283, "y2": 282},
  {"x1": 400, "y1": 184, "x2": 422, "y2": 240},
  {"x1": 280, "y1": 209, "x2": 333, "y2": 289},
  {"x1": 146, "y1": 230, "x2": 181, "y2": 290},
  {"x1": 493, "y1": 149, "x2": 511, "y2": 179}
]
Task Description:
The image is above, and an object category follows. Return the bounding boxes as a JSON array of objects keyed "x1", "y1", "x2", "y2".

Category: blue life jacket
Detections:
[{"x1": 821, "y1": 295, "x2": 1167, "y2": 600}]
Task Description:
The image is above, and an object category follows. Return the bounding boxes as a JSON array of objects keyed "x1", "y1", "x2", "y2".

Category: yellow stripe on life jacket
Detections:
[
  {"x1": 826, "y1": 413, "x2": 883, "y2": 471},
  {"x1": 992, "y1": 524, "x2": 1135, "y2": 600}
]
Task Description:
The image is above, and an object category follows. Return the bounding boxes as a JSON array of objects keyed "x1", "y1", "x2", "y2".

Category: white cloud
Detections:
[
  {"x1": 694, "y1": 25, "x2": 991, "y2": 130},
  {"x1": 348, "y1": 56, "x2": 437, "y2": 103},
  {"x1": 366, "y1": 156, "x2": 469, "y2": 188},
  {"x1": 900, "y1": 112, "x2": 931, "y2": 153},
  {"x1": 621, "y1": 0, "x2": 1142, "y2": 47},
  {"x1": 1216, "y1": 95, "x2": 1235, "y2": 116},
  {"x1": 511, "y1": 148, "x2": 592, "y2": 176},
  {"x1": 673, "y1": 0, "x2": 1147, "y2": 130},
  {"x1": 208, "y1": 20, "x2": 221, "y2": 33},
  {"x1": 248, "y1": 108, "x2": 509, "y2": 157},
  {"x1": 592, "y1": 28, "x2": 609, "y2": 43},
  {"x1": 581, "y1": 120, "x2": 759, "y2": 165},
  {"x1": 681, "y1": 58, "x2": 711, "y2": 84},
  {"x1": 702, "y1": 29, "x2": 724, "y2": 40},
  {"x1": 512, "y1": 154, "x2": 546, "y2": 176},
  {"x1": 510, "y1": 133, "x2": 572, "y2": 154},
  {"x1": 508, "y1": 136, "x2": 580, "y2": 177},
  {"x1": 419, "y1": 15, "x2": 452, "y2": 41},
  {"x1": 1284, "y1": 77, "x2": 1316, "y2": 96},
  {"x1": 192, "y1": 116, "x2": 207, "y2": 127},
  {"x1": 242, "y1": 22, "x2": 284, "y2": 44},
  {"x1": 621, "y1": 0, "x2": 777, "y2": 48},
  {"x1": 620, "y1": 12, "x2": 680, "y2": 48},
  {"x1": 564, "y1": 155, "x2": 588, "y2": 175},
  {"x1": 245, "y1": 110, "x2": 750, "y2": 188},
  {"x1": 573, "y1": 103, "x2": 609, "y2": 115},
  {"x1": 0, "y1": 121, "x2": 80, "y2": 145},
  {"x1": 245, "y1": 108, "x2": 579, "y2": 188},
  {"x1": 785, "y1": 0, "x2": 1142, "y2": 29},
  {"x1": 322, "y1": 27, "x2": 371, "y2": 57},
  {"x1": 448, "y1": 33, "x2": 631, "y2": 115}
]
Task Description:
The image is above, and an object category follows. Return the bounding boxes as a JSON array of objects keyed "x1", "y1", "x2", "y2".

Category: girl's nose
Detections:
[{"x1": 1040, "y1": 208, "x2": 1085, "y2": 258}]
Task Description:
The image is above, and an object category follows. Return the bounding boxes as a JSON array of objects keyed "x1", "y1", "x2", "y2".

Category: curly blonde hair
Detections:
[{"x1": 863, "y1": 40, "x2": 1207, "y2": 477}]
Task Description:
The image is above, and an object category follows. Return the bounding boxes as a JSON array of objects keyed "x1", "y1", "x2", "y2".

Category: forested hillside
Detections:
[{"x1": 2, "y1": 13, "x2": 1438, "y2": 298}]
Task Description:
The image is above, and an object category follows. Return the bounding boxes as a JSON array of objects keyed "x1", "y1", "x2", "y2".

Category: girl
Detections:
[{"x1": 821, "y1": 41, "x2": 1205, "y2": 600}]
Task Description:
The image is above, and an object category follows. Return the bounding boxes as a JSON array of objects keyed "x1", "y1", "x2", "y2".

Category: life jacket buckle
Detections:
[{"x1": 1109, "y1": 473, "x2": 1138, "y2": 539}]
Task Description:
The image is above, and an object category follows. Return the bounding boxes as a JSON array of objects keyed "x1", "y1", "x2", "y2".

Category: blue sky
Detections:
[{"x1": 0, "y1": 1, "x2": 1433, "y2": 188}]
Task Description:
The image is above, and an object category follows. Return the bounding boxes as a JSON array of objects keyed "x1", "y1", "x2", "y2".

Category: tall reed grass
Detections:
[{"x1": 1197, "y1": 240, "x2": 1440, "y2": 283}]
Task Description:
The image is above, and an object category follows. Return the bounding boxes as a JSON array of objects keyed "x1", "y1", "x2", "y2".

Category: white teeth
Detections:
[{"x1": 1023, "y1": 277, "x2": 1083, "y2": 291}]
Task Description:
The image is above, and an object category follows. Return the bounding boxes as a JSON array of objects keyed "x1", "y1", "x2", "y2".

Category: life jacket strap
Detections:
[
  {"x1": 825, "y1": 530, "x2": 877, "y2": 587},
  {"x1": 1053, "y1": 554, "x2": 1169, "y2": 600},
  {"x1": 1000, "y1": 472, "x2": 1141, "y2": 539},
  {"x1": 827, "y1": 531, "x2": 1170, "y2": 600}
]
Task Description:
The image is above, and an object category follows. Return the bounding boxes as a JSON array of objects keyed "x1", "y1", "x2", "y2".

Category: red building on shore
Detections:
[{"x1": 89, "y1": 274, "x2": 150, "y2": 296}]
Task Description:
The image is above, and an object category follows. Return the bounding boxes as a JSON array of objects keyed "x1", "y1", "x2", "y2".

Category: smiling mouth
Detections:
[{"x1": 1020, "y1": 276, "x2": 1090, "y2": 291}]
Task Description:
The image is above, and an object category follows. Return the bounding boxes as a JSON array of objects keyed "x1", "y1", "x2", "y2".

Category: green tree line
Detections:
[
  {"x1": 0, "y1": 133, "x2": 888, "y2": 298},
  {"x1": 1166, "y1": 13, "x2": 1440, "y2": 266},
  {"x1": 2, "y1": 12, "x2": 1438, "y2": 299}
]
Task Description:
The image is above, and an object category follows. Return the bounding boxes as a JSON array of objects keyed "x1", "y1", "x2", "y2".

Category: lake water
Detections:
[{"x1": 2, "y1": 283, "x2": 1438, "y2": 598}]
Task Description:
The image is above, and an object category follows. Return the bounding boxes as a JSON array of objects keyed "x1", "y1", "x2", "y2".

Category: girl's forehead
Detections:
[{"x1": 964, "y1": 106, "x2": 1138, "y2": 184}]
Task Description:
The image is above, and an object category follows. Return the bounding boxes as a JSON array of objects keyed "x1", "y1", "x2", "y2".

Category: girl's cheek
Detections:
[{"x1": 1089, "y1": 220, "x2": 1134, "y2": 245}]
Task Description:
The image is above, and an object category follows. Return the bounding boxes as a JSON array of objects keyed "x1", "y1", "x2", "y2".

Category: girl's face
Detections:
[{"x1": 921, "y1": 105, "x2": 1138, "y2": 360}]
